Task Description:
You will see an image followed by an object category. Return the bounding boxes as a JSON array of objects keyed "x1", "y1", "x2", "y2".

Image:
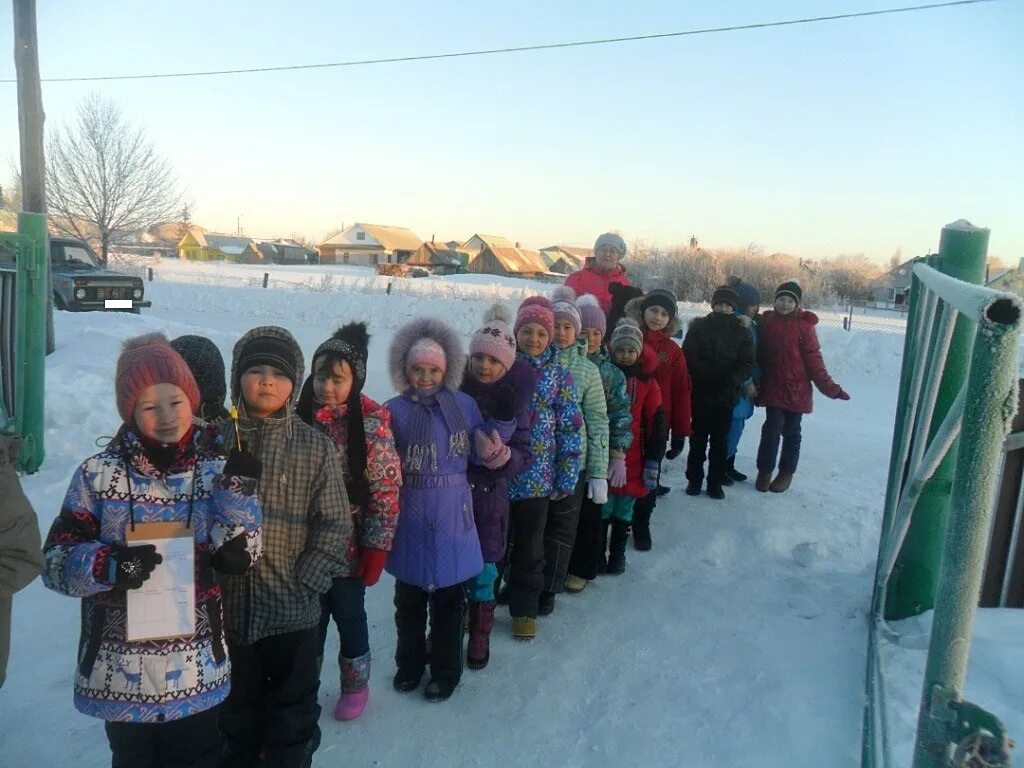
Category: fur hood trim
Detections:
[
  {"x1": 625, "y1": 296, "x2": 682, "y2": 336},
  {"x1": 388, "y1": 316, "x2": 466, "y2": 393}
]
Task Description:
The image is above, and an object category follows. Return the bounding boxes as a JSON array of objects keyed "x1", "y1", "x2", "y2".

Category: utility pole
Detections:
[{"x1": 13, "y1": 0, "x2": 54, "y2": 354}]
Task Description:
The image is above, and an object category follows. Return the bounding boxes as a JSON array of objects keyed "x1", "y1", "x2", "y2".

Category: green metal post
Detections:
[
  {"x1": 912, "y1": 297, "x2": 1019, "y2": 768},
  {"x1": 886, "y1": 222, "x2": 989, "y2": 619},
  {"x1": 14, "y1": 211, "x2": 46, "y2": 472}
]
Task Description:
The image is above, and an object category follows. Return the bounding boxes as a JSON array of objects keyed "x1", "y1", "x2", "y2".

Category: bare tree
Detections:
[{"x1": 45, "y1": 94, "x2": 181, "y2": 263}]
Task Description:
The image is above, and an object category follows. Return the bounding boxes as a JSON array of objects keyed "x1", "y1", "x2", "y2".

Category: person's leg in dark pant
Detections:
[
  {"x1": 220, "y1": 640, "x2": 265, "y2": 768},
  {"x1": 106, "y1": 720, "x2": 157, "y2": 768},
  {"x1": 630, "y1": 489, "x2": 658, "y2": 550},
  {"x1": 425, "y1": 583, "x2": 466, "y2": 699},
  {"x1": 393, "y1": 579, "x2": 429, "y2": 690},
  {"x1": 567, "y1": 495, "x2": 603, "y2": 582},
  {"x1": 507, "y1": 498, "x2": 548, "y2": 619},
  {"x1": 778, "y1": 411, "x2": 804, "y2": 474},
  {"x1": 542, "y1": 474, "x2": 586, "y2": 594},
  {"x1": 757, "y1": 406, "x2": 786, "y2": 472},
  {"x1": 157, "y1": 706, "x2": 222, "y2": 768},
  {"x1": 260, "y1": 628, "x2": 322, "y2": 768},
  {"x1": 686, "y1": 408, "x2": 710, "y2": 488},
  {"x1": 706, "y1": 407, "x2": 733, "y2": 492},
  {"x1": 327, "y1": 577, "x2": 370, "y2": 696}
]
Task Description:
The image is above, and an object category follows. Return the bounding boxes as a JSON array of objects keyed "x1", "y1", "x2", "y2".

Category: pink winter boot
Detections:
[{"x1": 335, "y1": 652, "x2": 371, "y2": 721}]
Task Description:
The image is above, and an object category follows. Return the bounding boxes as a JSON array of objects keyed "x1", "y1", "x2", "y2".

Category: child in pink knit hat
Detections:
[
  {"x1": 41, "y1": 332, "x2": 262, "y2": 766},
  {"x1": 501, "y1": 296, "x2": 583, "y2": 641}
]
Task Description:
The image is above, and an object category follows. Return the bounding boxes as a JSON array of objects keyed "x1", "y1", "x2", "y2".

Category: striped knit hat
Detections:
[
  {"x1": 515, "y1": 296, "x2": 555, "y2": 339},
  {"x1": 609, "y1": 318, "x2": 644, "y2": 355}
]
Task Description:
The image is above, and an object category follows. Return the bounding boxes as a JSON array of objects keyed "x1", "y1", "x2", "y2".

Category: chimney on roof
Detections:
[
  {"x1": 515, "y1": 241, "x2": 521, "y2": 248},
  {"x1": 431, "y1": 234, "x2": 435, "y2": 243}
]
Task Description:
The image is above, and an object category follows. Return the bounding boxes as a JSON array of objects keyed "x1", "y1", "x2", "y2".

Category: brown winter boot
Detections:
[
  {"x1": 467, "y1": 601, "x2": 495, "y2": 669},
  {"x1": 755, "y1": 471, "x2": 773, "y2": 492},
  {"x1": 769, "y1": 472, "x2": 793, "y2": 493}
]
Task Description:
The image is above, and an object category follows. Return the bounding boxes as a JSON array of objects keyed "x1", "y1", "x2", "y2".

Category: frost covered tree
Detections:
[{"x1": 45, "y1": 94, "x2": 182, "y2": 263}]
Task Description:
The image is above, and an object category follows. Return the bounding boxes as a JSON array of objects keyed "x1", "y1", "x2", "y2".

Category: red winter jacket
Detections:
[
  {"x1": 564, "y1": 259, "x2": 633, "y2": 313},
  {"x1": 643, "y1": 327, "x2": 692, "y2": 440},
  {"x1": 756, "y1": 310, "x2": 843, "y2": 414},
  {"x1": 613, "y1": 348, "x2": 667, "y2": 499}
]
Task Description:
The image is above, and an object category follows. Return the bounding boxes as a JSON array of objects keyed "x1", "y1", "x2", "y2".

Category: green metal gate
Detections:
[{"x1": 863, "y1": 222, "x2": 1019, "y2": 768}]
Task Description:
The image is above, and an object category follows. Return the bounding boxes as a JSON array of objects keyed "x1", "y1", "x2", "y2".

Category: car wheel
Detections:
[{"x1": 53, "y1": 293, "x2": 67, "y2": 311}]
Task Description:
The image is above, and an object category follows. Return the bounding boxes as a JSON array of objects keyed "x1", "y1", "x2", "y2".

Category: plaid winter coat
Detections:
[
  {"x1": 309, "y1": 394, "x2": 402, "y2": 576},
  {"x1": 220, "y1": 411, "x2": 352, "y2": 645},
  {"x1": 41, "y1": 422, "x2": 262, "y2": 723}
]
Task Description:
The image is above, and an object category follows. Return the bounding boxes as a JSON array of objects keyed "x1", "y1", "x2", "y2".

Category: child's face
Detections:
[
  {"x1": 241, "y1": 365, "x2": 294, "y2": 419},
  {"x1": 469, "y1": 353, "x2": 506, "y2": 384},
  {"x1": 612, "y1": 346, "x2": 639, "y2": 366},
  {"x1": 643, "y1": 305, "x2": 670, "y2": 332},
  {"x1": 594, "y1": 245, "x2": 620, "y2": 272},
  {"x1": 774, "y1": 295, "x2": 797, "y2": 315},
  {"x1": 582, "y1": 327, "x2": 603, "y2": 355},
  {"x1": 409, "y1": 363, "x2": 444, "y2": 392},
  {"x1": 133, "y1": 383, "x2": 192, "y2": 444},
  {"x1": 516, "y1": 322, "x2": 550, "y2": 357},
  {"x1": 746, "y1": 304, "x2": 760, "y2": 319},
  {"x1": 313, "y1": 357, "x2": 353, "y2": 406},
  {"x1": 712, "y1": 302, "x2": 735, "y2": 315},
  {"x1": 552, "y1": 319, "x2": 577, "y2": 350}
]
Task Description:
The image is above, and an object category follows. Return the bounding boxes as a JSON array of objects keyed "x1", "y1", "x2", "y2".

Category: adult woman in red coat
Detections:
[
  {"x1": 564, "y1": 233, "x2": 633, "y2": 314},
  {"x1": 755, "y1": 280, "x2": 849, "y2": 493}
]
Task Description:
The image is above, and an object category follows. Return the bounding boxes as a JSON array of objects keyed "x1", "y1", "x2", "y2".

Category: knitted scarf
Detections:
[{"x1": 402, "y1": 386, "x2": 468, "y2": 473}]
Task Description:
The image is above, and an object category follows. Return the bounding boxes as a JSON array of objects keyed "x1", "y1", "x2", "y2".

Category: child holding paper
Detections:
[{"x1": 41, "y1": 332, "x2": 262, "y2": 768}]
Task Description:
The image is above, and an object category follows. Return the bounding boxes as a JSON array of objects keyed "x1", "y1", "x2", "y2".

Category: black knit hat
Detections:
[
  {"x1": 170, "y1": 335, "x2": 227, "y2": 419},
  {"x1": 296, "y1": 322, "x2": 372, "y2": 508},
  {"x1": 775, "y1": 279, "x2": 803, "y2": 306},
  {"x1": 641, "y1": 288, "x2": 678, "y2": 320},
  {"x1": 236, "y1": 336, "x2": 299, "y2": 387},
  {"x1": 711, "y1": 285, "x2": 740, "y2": 309}
]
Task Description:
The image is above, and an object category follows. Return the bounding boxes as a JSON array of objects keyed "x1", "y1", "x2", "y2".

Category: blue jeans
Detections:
[
  {"x1": 756, "y1": 407, "x2": 803, "y2": 474},
  {"x1": 318, "y1": 576, "x2": 369, "y2": 660}
]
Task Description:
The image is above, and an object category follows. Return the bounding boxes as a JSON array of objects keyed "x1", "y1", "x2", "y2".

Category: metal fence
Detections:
[{"x1": 862, "y1": 259, "x2": 1019, "y2": 768}]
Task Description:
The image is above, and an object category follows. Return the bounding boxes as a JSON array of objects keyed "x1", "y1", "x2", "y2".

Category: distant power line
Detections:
[{"x1": 0, "y1": 0, "x2": 1001, "y2": 84}]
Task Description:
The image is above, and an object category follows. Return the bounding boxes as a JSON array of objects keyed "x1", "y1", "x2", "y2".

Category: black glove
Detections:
[
  {"x1": 210, "y1": 534, "x2": 252, "y2": 575},
  {"x1": 492, "y1": 383, "x2": 516, "y2": 422},
  {"x1": 110, "y1": 543, "x2": 162, "y2": 590},
  {"x1": 664, "y1": 437, "x2": 686, "y2": 461},
  {"x1": 222, "y1": 448, "x2": 262, "y2": 480}
]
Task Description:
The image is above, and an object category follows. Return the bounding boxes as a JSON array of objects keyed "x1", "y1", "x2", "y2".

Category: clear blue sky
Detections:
[{"x1": 2, "y1": 0, "x2": 1021, "y2": 262}]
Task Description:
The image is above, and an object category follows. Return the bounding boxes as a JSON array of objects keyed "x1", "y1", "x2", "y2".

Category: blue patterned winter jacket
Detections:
[
  {"x1": 509, "y1": 346, "x2": 583, "y2": 501},
  {"x1": 42, "y1": 422, "x2": 262, "y2": 723}
]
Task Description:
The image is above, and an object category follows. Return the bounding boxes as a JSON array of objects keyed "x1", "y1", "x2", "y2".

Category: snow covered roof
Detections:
[{"x1": 320, "y1": 223, "x2": 423, "y2": 253}]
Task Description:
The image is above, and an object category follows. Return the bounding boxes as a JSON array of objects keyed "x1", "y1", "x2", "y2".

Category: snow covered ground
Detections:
[{"x1": 0, "y1": 278, "x2": 1019, "y2": 767}]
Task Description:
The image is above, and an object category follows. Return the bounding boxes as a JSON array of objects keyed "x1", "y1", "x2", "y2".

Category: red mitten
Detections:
[
  {"x1": 358, "y1": 548, "x2": 389, "y2": 587},
  {"x1": 834, "y1": 388, "x2": 851, "y2": 401}
]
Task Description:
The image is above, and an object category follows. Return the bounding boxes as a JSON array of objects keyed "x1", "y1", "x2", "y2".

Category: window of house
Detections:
[
  {"x1": 343, "y1": 253, "x2": 350, "y2": 264},
  {"x1": 356, "y1": 232, "x2": 365, "y2": 241},
  {"x1": 372, "y1": 254, "x2": 379, "y2": 265}
]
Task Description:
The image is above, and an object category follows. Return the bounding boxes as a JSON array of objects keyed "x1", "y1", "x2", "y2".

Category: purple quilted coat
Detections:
[
  {"x1": 461, "y1": 359, "x2": 539, "y2": 562},
  {"x1": 385, "y1": 389, "x2": 485, "y2": 591}
]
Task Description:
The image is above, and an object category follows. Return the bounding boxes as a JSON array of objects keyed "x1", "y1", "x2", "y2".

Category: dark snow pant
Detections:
[
  {"x1": 394, "y1": 579, "x2": 465, "y2": 685},
  {"x1": 757, "y1": 407, "x2": 804, "y2": 474},
  {"x1": 686, "y1": 406, "x2": 733, "y2": 489},
  {"x1": 220, "y1": 628, "x2": 322, "y2": 768},
  {"x1": 568, "y1": 495, "x2": 605, "y2": 581},
  {"x1": 543, "y1": 473, "x2": 587, "y2": 593},
  {"x1": 631, "y1": 491, "x2": 656, "y2": 539},
  {"x1": 105, "y1": 705, "x2": 221, "y2": 768},
  {"x1": 506, "y1": 497, "x2": 549, "y2": 619}
]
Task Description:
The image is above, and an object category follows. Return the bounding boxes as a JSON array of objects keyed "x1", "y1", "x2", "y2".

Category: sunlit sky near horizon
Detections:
[{"x1": 2, "y1": 1, "x2": 1021, "y2": 262}]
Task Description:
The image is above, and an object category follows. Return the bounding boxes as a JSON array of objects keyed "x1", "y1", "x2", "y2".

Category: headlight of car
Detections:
[
  {"x1": 133, "y1": 288, "x2": 143, "y2": 299},
  {"x1": 75, "y1": 288, "x2": 87, "y2": 299}
]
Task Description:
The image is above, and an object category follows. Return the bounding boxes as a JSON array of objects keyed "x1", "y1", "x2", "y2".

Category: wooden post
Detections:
[
  {"x1": 148, "y1": 267, "x2": 153, "y2": 282},
  {"x1": 262, "y1": 272, "x2": 269, "y2": 288},
  {"x1": 12, "y1": 0, "x2": 54, "y2": 354}
]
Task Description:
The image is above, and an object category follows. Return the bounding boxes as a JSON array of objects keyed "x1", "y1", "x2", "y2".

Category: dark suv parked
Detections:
[{"x1": 49, "y1": 237, "x2": 151, "y2": 313}]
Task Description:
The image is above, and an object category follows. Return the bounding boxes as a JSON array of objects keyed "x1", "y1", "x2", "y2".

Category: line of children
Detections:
[{"x1": 39, "y1": 271, "x2": 850, "y2": 764}]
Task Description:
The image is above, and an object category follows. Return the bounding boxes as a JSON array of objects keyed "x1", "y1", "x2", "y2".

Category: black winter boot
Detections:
[
  {"x1": 632, "y1": 504, "x2": 652, "y2": 552},
  {"x1": 607, "y1": 521, "x2": 630, "y2": 575},
  {"x1": 425, "y1": 584, "x2": 465, "y2": 702},
  {"x1": 726, "y1": 456, "x2": 748, "y2": 482}
]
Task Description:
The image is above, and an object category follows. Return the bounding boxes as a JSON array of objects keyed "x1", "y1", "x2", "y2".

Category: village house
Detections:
[
  {"x1": 987, "y1": 258, "x2": 1024, "y2": 298},
  {"x1": 177, "y1": 227, "x2": 255, "y2": 261},
  {"x1": 872, "y1": 257, "x2": 917, "y2": 310},
  {"x1": 539, "y1": 245, "x2": 591, "y2": 275},
  {"x1": 318, "y1": 223, "x2": 422, "y2": 266},
  {"x1": 406, "y1": 238, "x2": 470, "y2": 275},
  {"x1": 467, "y1": 242, "x2": 548, "y2": 278}
]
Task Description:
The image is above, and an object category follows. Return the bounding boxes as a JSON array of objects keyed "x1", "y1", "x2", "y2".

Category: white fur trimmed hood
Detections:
[{"x1": 388, "y1": 316, "x2": 467, "y2": 393}]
